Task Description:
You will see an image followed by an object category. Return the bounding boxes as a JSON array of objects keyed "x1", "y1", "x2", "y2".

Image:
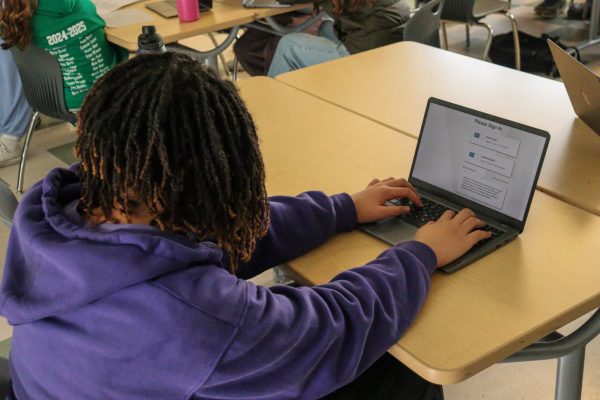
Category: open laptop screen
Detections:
[{"x1": 410, "y1": 99, "x2": 549, "y2": 227}]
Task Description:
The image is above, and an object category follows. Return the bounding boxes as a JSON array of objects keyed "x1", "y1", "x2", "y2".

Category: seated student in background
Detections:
[
  {"x1": 267, "y1": 0, "x2": 410, "y2": 76},
  {"x1": 0, "y1": 41, "x2": 32, "y2": 167},
  {"x1": 0, "y1": 53, "x2": 491, "y2": 400},
  {"x1": 0, "y1": 0, "x2": 128, "y2": 111},
  {"x1": 233, "y1": 9, "x2": 322, "y2": 76}
]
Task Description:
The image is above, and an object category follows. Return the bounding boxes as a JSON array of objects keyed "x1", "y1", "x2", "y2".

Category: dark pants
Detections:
[
  {"x1": 233, "y1": 28, "x2": 283, "y2": 76},
  {"x1": 322, "y1": 353, "x2": 444, "y2": 400},
  {"x1": 233, "y1": 11, "x2": 317, "y2": 76}
]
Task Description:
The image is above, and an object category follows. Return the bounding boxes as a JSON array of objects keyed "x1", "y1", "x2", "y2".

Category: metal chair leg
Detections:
[
  {"x1": 477, "y1": 22, "x2": 494, "y2": 62},
  {"x1": 505, "y1": 11, "x2": 521, "y2": 70},
  {"x1": 465, "y1": 24, "x2": 471, "y2": 47},
  {"x1": 208, "y1": 32, "x2": 230, "y2": 77},
  {"x1": 273, "y1": 266, "x2": 292, "y2": 285},
  {"x1": 230, "y1": 29, "x2": 243, "y2": 82},
  {"x1": 441, "y1": 20, "x2": 449, "y2": 50},
  {"x1": 17, "y1": 111, "x2": 40, "y2": 194},
  {"x1": 205, "y1": 55, "x2": 219, "y2": 72},
  {"x1": 232, "y1": 56, "x2": 239, "y2": 82}
]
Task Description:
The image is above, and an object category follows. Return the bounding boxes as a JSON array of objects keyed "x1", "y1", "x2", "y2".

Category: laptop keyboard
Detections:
[{"x1": 388, "y1": 197, "x2": 504, "y2": 248}]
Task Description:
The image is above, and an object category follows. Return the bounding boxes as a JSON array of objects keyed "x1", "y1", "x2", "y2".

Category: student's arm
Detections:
[
  {"x1": 193, "y1": 204, "x2": 489, "y2": 398},
  {"x1": 236, "y1": 178, "x2": 422, "y2": 279},
  {"x1": 235, "y1": 191, "x2": 356, "y2": 279},
  {"x1": 198, "y1": 241, "x2": 437, "y2": 399}
]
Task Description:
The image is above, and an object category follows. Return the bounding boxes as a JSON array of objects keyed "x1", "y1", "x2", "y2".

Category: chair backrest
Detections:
[
  {"x1": 10, "y1": 44, "x2": 77, "y2": 125},
  {"x1": 0, "y1": 180, "x2": 18, "y2": 227},
  {"x1": 404, "y1": 0, "x2": 445, "y2": 48},
  {"x1": 440, "y1": 0, "x2": 476, "y2": 22}
]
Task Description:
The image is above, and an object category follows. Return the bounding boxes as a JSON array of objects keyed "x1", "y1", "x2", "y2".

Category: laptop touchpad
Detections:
[{"x1": 360, "y1": 218, "x2": 418, "y2": 245}]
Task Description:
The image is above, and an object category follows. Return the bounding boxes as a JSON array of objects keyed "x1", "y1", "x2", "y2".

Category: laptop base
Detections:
[{"x1": 360, "y1": 218, "x2": 516, "y2": 273}]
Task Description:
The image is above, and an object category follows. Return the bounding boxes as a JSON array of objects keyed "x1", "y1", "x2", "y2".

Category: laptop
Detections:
[
  {"x1": 548, "y1": 39, "x2": 600, "y2": 135},
  {"x1": 361, "y1": 98, "x2": 550, "y2": 273},
  {"x1": 242, "y1": 0, "x2": 291, "y2": 8},
  {"x1": 145, "y1": 0, "x2": 212, "y2": 18}
]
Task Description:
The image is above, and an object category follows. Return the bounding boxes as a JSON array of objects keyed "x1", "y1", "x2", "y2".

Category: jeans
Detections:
[
  {"x1": 267, "y1": 28, "x2": 351, "y2": 77},
  {"x1": 0, "y1": 40, "x2": 32, "y2": 139}
]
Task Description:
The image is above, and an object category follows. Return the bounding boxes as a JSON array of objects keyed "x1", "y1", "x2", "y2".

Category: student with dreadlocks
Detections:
[{"x1": 0, "y1": 53, "x2": 490, "y2": 400}]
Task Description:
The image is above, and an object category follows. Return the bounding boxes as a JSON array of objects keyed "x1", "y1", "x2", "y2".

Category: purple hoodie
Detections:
[{"x1": 0, "y1": 166, "x2": 437, "y2": 399}]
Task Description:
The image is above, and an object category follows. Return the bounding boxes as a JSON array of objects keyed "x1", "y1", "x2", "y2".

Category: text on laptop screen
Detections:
[{"x1": 412, "y1": 102, "x2": 546, "y2": 221}]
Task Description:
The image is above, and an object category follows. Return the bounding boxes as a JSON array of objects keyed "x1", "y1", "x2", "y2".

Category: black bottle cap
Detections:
[{"x1": 138, "y1": 25, "x2": 164, "y2": 51}]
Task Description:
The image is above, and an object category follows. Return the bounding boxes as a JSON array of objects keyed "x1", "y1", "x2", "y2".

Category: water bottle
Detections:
[
  {"x1": 137, "y1": 26, "x2": 167, "y2": 54},
  {"x1": 176, "y1": 0, "x2": 200, "y2": 22}
]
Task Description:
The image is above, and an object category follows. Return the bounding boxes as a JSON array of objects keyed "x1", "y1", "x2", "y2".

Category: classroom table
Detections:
[
  {"x1": 236, "y1": 76, "x2": 600, "y2": 398},
  {"x1": 104, "y1": 0, "x2": 306, "y2": 51},
  {"x1": 275, "y1": 42, "x2": 600, "y2": 217}
]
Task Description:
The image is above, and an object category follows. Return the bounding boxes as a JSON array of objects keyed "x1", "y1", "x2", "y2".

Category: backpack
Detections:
[{"x1": 489, "y1": 31, "x2": 580, "y2": 76}]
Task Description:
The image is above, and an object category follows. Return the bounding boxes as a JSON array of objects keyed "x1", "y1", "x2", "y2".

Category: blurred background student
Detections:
[
  {"x1": 267, "y1": 0, "x2": 410, "y2": 76},
  {"x1": 1, "y1": 0, "x2": 128, "y2": 111},
  {"x1": 0, "y1": 40, "x2": 32, "y2": 167}
]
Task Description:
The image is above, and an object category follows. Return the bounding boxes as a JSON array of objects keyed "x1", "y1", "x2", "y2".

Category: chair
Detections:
[
  {"x1": 10, "y1": 44, "x2": 77, "y2": 194},
  {"x1": 0, "y1": 179, "x2": 18, "y2": 227},
  {"x1": 440, "y1": 0, "x2": 521, "y2": 69},
  {"x1": 403, "y1": 0, "x2": 445, "y2": 47}
]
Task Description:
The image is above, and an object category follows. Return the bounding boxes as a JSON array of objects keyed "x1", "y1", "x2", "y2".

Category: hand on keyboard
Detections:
[
  {"x1": 351, "y1": 177, "x2": 423, "y2": 223},
  {"x1": 414, "y1": 208, "x2": 492, "y2": 268}
]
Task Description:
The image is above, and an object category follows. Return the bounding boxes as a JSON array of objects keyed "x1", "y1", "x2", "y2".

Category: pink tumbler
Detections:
[{"x1": 176, "y1": 0, "x2": 200, "y2": 22}]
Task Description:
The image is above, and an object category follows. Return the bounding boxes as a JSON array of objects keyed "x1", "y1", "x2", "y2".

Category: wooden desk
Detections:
[
  {"x1": 276, "y1": 42, "x2": 600, "y2": 217},
  {"x1": 236, "y1": 77, "x2": 600, "y2": 385},
  {"x1": 105, "y1": 0, "x2": 305, "y2": 51}
]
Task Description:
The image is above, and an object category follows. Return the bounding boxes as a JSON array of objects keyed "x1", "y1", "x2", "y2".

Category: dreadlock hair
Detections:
[
  {"x1": 0, "y1": 0, "x2": 38, "y2": 50},
  {"x1": 75, "y1": 52, "x2": 270, "y2": 272},
  {"x1": 330, "y1": 0, "x2": 374, "y2": 16}
]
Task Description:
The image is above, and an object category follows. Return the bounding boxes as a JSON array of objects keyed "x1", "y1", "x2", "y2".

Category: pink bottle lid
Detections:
[{"x1": 176, "y1": 0, "x2": 200, "y2": 22}]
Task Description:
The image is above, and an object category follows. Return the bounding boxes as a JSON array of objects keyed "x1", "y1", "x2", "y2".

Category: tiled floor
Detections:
[{"x1": 1, "y1": 6, "x2": 599, "y2": 398}]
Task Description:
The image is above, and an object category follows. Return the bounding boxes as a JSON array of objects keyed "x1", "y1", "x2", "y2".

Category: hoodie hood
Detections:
[
  {"x1": 36, "y1": 0, "x2": 77, "y2": 16},
  {"x1": 0, "y1": 166, "x2": 226, "y2": 325}
]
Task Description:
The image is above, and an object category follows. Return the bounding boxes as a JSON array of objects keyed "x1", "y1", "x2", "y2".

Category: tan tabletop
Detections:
[
  {"x1": 237, "y1": 76, "x2": 600, "y2": 385},
  {"x1": 105, "y1": 0, "x2": 306, "y2": 51},
  {"x1": 276, "y1": 42, "x2": 600, "y2": 217}
]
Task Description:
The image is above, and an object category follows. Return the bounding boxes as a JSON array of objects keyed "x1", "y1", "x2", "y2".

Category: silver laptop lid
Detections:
[
  {"x1": 409, "y1": 98, "x2": 550, "y2": 232},
  {"x1": 242, "y1": 0, "x2": 290, "y2": 8},
  {"x1": 548, "y1": 39, "x2": 600, "y2": 135}
]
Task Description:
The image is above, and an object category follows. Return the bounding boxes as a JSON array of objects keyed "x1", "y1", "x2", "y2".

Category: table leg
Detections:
[
  {"x1": 578, "y1": 0, "x2": 600, "y2": 49},
  {"x1": 555, "y1": 346, "x2": 585, "y2": 400},
  {"x1": 503, "y1": 308, "x2": 600, "y2": 400},
  {"x1": 589, "y1": 0, "x2": 599, "y2": 42}
]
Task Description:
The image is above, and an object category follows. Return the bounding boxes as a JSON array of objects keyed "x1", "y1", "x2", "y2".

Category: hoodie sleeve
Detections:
[
  {"x1": 235, "y1": 192, "x2": 357, "y2": 279},
  {"x1": 196, "y1": 241, "x2": 437, "y2": 399}
]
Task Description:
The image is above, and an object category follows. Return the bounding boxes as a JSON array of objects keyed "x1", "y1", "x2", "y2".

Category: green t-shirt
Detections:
[{"x1": 31, "y1": 0, "x2": 128, "y2": 110}]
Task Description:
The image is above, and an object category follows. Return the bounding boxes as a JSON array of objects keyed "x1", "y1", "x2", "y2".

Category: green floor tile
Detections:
[
  {"x1": 47, "y1": 141, "x2": 78, "y2": 165},
  {"x1": 0, "y1": 338, "x2": 11, "y2": 358}
]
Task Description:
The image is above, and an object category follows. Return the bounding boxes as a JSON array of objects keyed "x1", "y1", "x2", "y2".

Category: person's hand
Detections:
[
  {"x1": 414, "y1": 209, "x2": 492, "y2": 268},
  {"x1": 351, "y1": 178, "x2": 423, "y2": 224}
]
